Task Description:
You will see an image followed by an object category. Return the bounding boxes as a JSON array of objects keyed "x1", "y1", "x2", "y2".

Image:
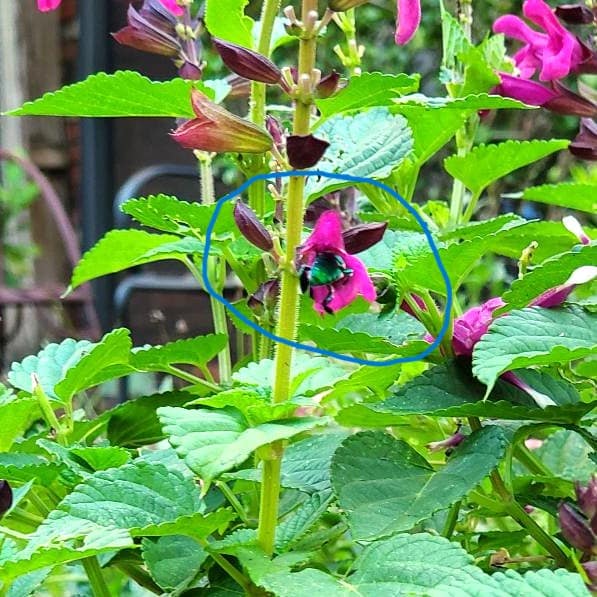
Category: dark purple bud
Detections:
[
  {"x1": 0, "y1": 480, "x2": 13, "y2": 517},
  {"x1": 316, "y1": 71, "x2": 341, "y2": 99},
  {"x1": 544, "y1": 81, "x2": 597, "y2": 118},
  {"x1": 555, "y1": 4, "x2": 595, "y2": 25},
  {"x1": 286, "y1": 134, "x2": 330, "y2": 169},
  {"x1": 558, "y1": 502, "x2": 595, "y2": 553},
  {"x1": 328, "y1": 0, "x2": 369, "y2": 11},
  {"x1": 342, "y1": 221, "x2": 387, "y2": 254},
  {"x1": 399, "y1": 293, "x2": 428, "y2": 318},
  {"x1": 570, "y1": 118, "x2": 597, "y2": 161},
  {"x1": 576, "y1": 477, "x2": 597, "y2": 520},
  {"x1": 212, "y1": 38, "x2": 282, "y2": 85},
  {"x1": 248, "y1": 279, "x2": 280, "y2": 315},
  {"x1": 233, "y1": 201, "x2": 273, "y2": 251},
  {"x1": 427, "y1": 432, "x2": 466, "y2": 453},
  {"x1": 582, "y1": 561, "x2": 597, "y2": 584},
  {"x1": 266, "y1": 115, "x2": 285, "y2": 149},
  {"x1": 178, "y1": 61, "x2": 203, "y2": 80},
  {"x1": 577, "y1": 39, "x2": 597, "y2": 75}
]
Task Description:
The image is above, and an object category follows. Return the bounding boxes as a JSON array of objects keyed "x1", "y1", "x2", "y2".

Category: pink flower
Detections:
[
  {"x1": 395, "y1": 0, "x2": 421, "y2": 45},
  {"x1": 159, "y1": 0, "x2": 184, "y2": 16},
  {"x1": 451, "y1": 297, "x2": 505, "y2": 357},
  {"x1": 37, "y1": 0, "x2": 61, "y2": 11},
  {"x1": 493, "y1": 0, "x2": 584, "y2": 81},
  {"x1": 493, "y1": 73, "x2": 558, "y2": 106},
  {"x1": 298, "y1": 211, "x2": 376, "y2": 315}
]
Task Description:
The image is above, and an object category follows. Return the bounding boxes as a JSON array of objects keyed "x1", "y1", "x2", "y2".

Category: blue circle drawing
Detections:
[{"x1": 202, "y1": 170, "x2": 453, "y2": 366}]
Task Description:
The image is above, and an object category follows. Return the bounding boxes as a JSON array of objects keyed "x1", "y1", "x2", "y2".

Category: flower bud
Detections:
[
  {"x1": 558, "y1": 502, "x2": 595, "y2": 553},
  {"x1": 316, "y1": 70, "x2": 341, "y2": 99},
  {"x1": 212, "y1": 38, "x2": 282, "y2": 85},
  {"x1": 427, "y1": 432, "x2": 466, "y2": 453},
  {"x1": 248, "y1": 279, "x2": 280, "y2": 316},
  {"x1": 0, "y1": 480, "x2": 12, "y2": 518},
  {"x1": 582, "y1": 561, "x2": 597, "y2": 585},
  {"x1": 544, "y1": 82, "x2": 597, "y2": 118},
  {"x1": 266, "y1": 115, "x2": 285, "y2": 149},
  {"x1": 577, "y1": 478, "x2": 597, "y2": 520},
  {"x1": 570, "y1": 118, "x2": 597, "y2": 161},
  {"x1": 286, "y1": 134, "x2": 330, "y2": 169},
  {"x1": 178, "y1": 61, "x2": 203, "y2": 80},
  {"x1": 171, "y1": 90, "x2": 273, "y2": 154},
  {"x1": 555, "y1": 4, "x2": 595, "y2": 25},
  {"x1": 342, "y1": 221, "x2": 387, "y2": 254},
  {"x1": 328, "y1": 0, "x2": 369, "y2": 11},
  {"x1": 233, "y1": 201, "x2": 273, "y2": 251}
]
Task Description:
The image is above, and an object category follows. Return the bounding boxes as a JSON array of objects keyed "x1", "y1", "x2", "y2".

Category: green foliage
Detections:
[
  {"x1": 519, "y1": 182, "x2": 597, "y2": 213},
  {"x1": 205, "y1": 0, "x2": 254, "y2": 49}
]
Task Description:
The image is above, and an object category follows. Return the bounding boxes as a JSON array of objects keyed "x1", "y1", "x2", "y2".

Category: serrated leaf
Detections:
[
  {"x1": 205, "y1": 0, "x2": 254, "y2": 48},
  {"x1": 0, "y1": 396, "x2": 41, "y2": 451},
  {"x1": 306, "y1": 107, "x2": 413, "y2": 199},
  {"x1": 121, "y1": 195, "x2": 235, "y2": 236},
  {"x1": 444, "y1": 139, "x2": 569, "y2": 197},
  {"x1": 0, "y1": 453, "x2": 65, "y2": 485},
  {"x1": 535, "y1": 430, "x2": 595, "y2": 483},
  {"x1": 69, "y1": 229, "x2": 182, "y2": 290},
  {"x1": 497, "y1": 244, "x2": 597, "y2": 314},
  {"x1": 337, "y1": 361, "x2": 592, "y2": 426},
  {"x1": 358, "y1": 229, "x2": 430, "y2": 272},
  {"x1": 131, "y1": 334, "x2": 227, "y2": 372},
  {"x1": 136, "y1": 237, "x2": 206, "y2": 261},
  {"x1": 8, "y1": 338, "x2": 93, "y2": 400},
  {"x1": 258, "y1": 532, "x2": 589, "y2": 596},
  {"x1": 276, "y1": 491, "x2": 333, "y2": 552},
  {"x1": 69, "y1": 446, "x2": 131, "y2": 471},
  {"x1": 440, "y1": 214, "x2": 526, "y2": 242},
  {"x1": 331, "y1": 427, "x2": 507, "y2": 540},
  {"x1": 106, "y1": 391, "x2": 193, "y2": 448},
  {"x1": 158, "y1": 406, "x2": 325, "y2": 485},
  {"x1": 54, "y1": 329, "x2": 132, "y2": 402},
  {"x1": 142, "y1": 535, "x2": 207, "y2": 592},
  {"x1": 393, "y1": 92, "x2": 532, "y2": 110},
  {"x1": 315, "y1": 72, "x2": 420, "y2": 119},
  {"x1": 520, "y1": 182, "x2": 597, "y2": 214},
  {"x1": 472, "y1": 306, "x2": 597, "y2": 392},
  {"x1": 5, "y1": 71, "x2": 220, "y2": 117}
]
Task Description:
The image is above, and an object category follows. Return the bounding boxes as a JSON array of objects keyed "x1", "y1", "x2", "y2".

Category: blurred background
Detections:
[{"x1": 0, "y1": 0, "x2": 591, "y2": 373}]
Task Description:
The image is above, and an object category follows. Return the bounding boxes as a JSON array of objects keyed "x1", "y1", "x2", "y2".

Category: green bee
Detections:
[{"x1": 299, "y1": 252, "x2": 354, "y2": 314}]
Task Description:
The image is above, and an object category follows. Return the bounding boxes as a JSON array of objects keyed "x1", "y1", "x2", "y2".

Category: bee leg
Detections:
[{"x1": 323, "y1": 285, "x2": 334, "y2": 315}]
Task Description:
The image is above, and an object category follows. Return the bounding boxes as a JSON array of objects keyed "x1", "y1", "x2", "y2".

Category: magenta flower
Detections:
[
  {"x1": 493, "y1": 0, "x2": 584, "y2": 81},
  {"x1": 451, "y1": 297, "x2": 505, "y2": 357},
  {"x1": 37, "y1": 0, "x2": 61, "y2": 11},
  {"x1": 159, "y1": 0, "x2": 184, "y2": 16},
  {"x1": 298, "y1": 211, "x2": 376, "y2": 315},
  {"x1": 395, "y1": 0, "x2": 421, "y2": 45}
]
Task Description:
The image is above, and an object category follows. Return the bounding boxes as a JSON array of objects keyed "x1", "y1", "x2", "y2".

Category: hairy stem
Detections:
[
  {"x1": 257, "y1": 0, "x2": 319, "y2": 557},
  {"x1": 248, "y1": 0, "x2": 281, "y2": 215},
  {"x1": 442, "y1": 500, "x2": 461, "y2": 539},
  {"x1": 82, "y1": 557, "x2": 111, "y2": 597}
]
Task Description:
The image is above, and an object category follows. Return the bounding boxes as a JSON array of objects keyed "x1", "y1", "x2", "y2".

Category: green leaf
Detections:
[
  {"x1": 497, "y1": 244, "x2": 597, "y2": 314},
  {"x1": 276, "y1": 491, "x2": 333, "y2": 552},
  {"x1": 121, "y1": 195, "x2": 235, "y2": 237},
  {"x1": 392, "y1": 92, "x2": 532, "y2": 110},
  {"x1": 8, "y1": 338, "x2": 93, "y2": 400},
  {"x1": 4, "y1": 71, "x2": 221, "y2": 117},
  {"x1": 131, "y1": 334, "x2": 227, "y2": 372},
  {"x1": 69, "y1": 230, "x2": 182, "y2": 290},
  {"x1": 307, "y1": 107, "x2": 413, "y2": 199},
  {"x1": 337, "y1": 361, "x2": 592, "y2": 426},
  {"x1": 205, "y1": 0, "x2": 254, "y2": 48},
  {"x1": 0, "y1": 396, "x2": 41, "y2": 451},
  {"x1": 69, "y1": 446, "x2": 131, "y2": 471},
  {"x1": 315, "y1": 72, "x2": 419, "y2": 119},
  {"x1": 142, "y1": 535, "x2": 207, "y2": 591},
  {"x1": 331, "y1": 427, "x2": 507, "y2": 540},
  {"x1": 259, "y1": 532, "x2": 590, "y2": 596},
  {"x1": 158, "y1": 406, "x2": 325, "y2": 485},
  {"x1": 54, "y1": 329, "x2": 132, "y2": 402},
  {"x1": 106, "y1": 391, "x2": 194, "y2": 448},
  {"x1": 444, "y1": 139, "x2": 569, "y2": 197},
  {"x1": 472, "y1": 306, "x2": 597, "y2": 392},
  {"x1": 0, "y1": 453, "x2": 65, "y2": 485},
  {"x1": 439, "y1": 213, "x2": 527, "y2": 242},
  {"x1": 520, "y1": 182, "x2": 597, "y2": 214},
  {"x1": 535, "y1": 430, "x2": 595, "y2": 483}
]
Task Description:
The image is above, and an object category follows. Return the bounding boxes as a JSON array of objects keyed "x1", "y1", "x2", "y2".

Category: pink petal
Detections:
[
  {"x1": 452, "y1": 297, "x2": 505, "y2": 356},
  {"x1": 513, "y1": 46, "x2": 543, "y2": 79},
  {"x1": 493, "y1": 14, "x2": 547, "y2": 46},
  {"x1": 494, "y1": 73, "x2": 557, "y2": 105},
  {"x1": 159, "y1": 0, "x2": 184, "y2": 16},
  {"x1": 530, "y1": 266, "x2": 597, "y2": 308},
  {"x1": 563, "y1": 215, "x2": 591, "y2": 245},
  {"x1": 395, "y1": 0, "x2": 421, "y2": 45},
  {"x1": 501, "y1": 371, "x2": 556, "y2": 408},
  {"x1": 37, "y1": 0, "x2": 61, "y2": 11},
  {"x1": 311, "y1": 253, "x2": 375, "y2": 314},
  {"x1": 301, "y1": 211, "x2": 346, "y2": 259}
]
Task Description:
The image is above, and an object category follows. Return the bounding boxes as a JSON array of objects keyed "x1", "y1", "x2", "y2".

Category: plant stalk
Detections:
[
  {"x1": 82, "y1": 557, "x2": 112, "y2": 597},
  {"x1": 256, "y1": 0, "x2": 319, "y2": 557}
]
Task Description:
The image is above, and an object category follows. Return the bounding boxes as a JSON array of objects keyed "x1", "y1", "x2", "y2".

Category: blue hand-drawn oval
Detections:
[{"x1": 202, "y1": 169, "x2": 452, "y2": 366}]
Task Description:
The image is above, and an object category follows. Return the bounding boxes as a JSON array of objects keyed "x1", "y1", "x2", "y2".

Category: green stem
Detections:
[
  {"x1": 200, "y1": 544, "x2": 253, "y2": 593},
  {"x1": 248, "y1": 0, "x2": 281, "y2": 215},
  {"x1": 514, "y1": 444, "x2": 553, "y2": 478},
  {"x1": 163, "y1": 365, "x2": 220, "y2": 393},
  {"x1": 32, "y1": 379, "x2": 67, "y2": 447},
  {"x1": 82, "y1": 557, "x2": 112, "y2": 597},
  {"x1": 442, "y1": 500, "x2": 461, "y2": 539},
  {"x1": 461, "y1": 190, "x2": 482, "y2": 224},
  {"x1": 468, "y1": 417, "x2": 570, "y2": 568},
  {"x1": 257, "y1": 0, "x2": 318, "y2": 557},
  {"x1": 216, "y1": 481, "x2": 252, "y2": 527},
  {"x1": 113, "y1": 562, "x2": 161, "y2": 595}
]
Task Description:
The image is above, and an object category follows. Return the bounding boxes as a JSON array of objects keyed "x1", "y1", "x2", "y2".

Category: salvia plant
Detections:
[{"x1": 0, "y1": 0, "x2": 596, "y2": 594}]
